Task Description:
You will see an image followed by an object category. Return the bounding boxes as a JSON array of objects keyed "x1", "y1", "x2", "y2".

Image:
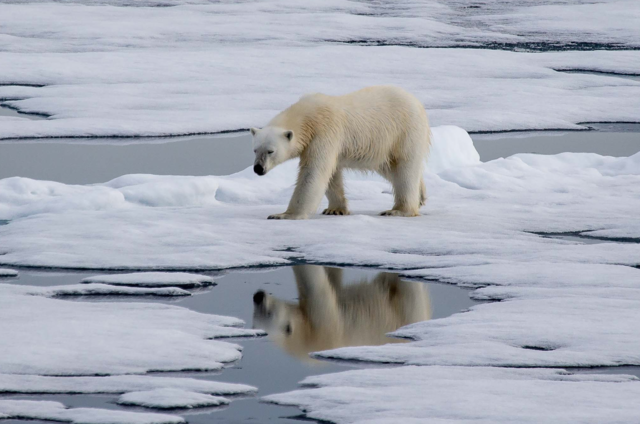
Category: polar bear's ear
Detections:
[
  {"x1": 284, "y1": 130, "x2": 294, "y2": 141},
  {"x1": 250, "y1": 127, "x2": 260, "y2": 136}
]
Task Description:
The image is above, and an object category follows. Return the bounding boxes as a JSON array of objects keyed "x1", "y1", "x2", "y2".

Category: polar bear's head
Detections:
[
  {"x1": 250, "y1": 126, "x2": 295, "y2": 176},
  {"x1": 252, "y1": 289, "x2": 302, "y2": 340}
]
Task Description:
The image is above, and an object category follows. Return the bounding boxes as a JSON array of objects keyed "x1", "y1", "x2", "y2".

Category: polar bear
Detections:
[
  {"x1": 251, "y1": 86, "x2": 431, "y2": 219},
  {"x1": 252, "y1": 265, "x2": 432, "y2": 362}
]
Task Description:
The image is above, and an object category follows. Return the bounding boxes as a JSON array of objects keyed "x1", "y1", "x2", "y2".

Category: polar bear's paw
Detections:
[
  {"x1": 268, "y1": 213, "x2": 307, "y2": 220},
  {"x1": 380, "y1": 209, "x2": 420, "y2": 217},
  {"x1": 322, "y1": 207, "x2": 350, "y2": 216}
]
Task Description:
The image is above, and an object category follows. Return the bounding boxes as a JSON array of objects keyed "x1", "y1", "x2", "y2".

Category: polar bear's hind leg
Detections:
[
  {"x1": 419, "y1": 178, "x2": 427, "y2": 207},
  {"x1": 380, "y1": 155, "x2": 424, "y2": 218}
]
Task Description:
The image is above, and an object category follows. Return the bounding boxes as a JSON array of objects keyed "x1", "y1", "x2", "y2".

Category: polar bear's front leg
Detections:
[
  {"x1": 322, "y1": 168, "x2": 350, "y2": 216},
  {"x1": 268, "y1": 152, "x2": 338, "y2": 220}
]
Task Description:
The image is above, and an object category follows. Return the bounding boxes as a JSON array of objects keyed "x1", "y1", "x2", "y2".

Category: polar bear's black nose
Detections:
[
  {"x1": 253, "y1": 290, "x2": 266, "y2": 305},
  {"x1": 254, "y1": 164, "x2": 265, "y2": 176}
]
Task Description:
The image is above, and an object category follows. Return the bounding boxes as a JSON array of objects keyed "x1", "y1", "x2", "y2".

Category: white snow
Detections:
[
  {"x1": 118, "y1": 388, "x2": 229, "y2": 409},
  {"x1": 428, "y1": 126, "x2": 480, "y2": 173},
  {"x1": 2, "y1": 1, "x2": 640, "y2": 422},
  {"x1": 0, "y1": 268, "x2": 18, "y2": 277},
  {"x1": 0, "y1": 128, "x2": 638, "y2": 374},
  {"x1": 1, "y1": 129, "x2": 638, "y2": 270},
  {"x1": 21, "y1": 282, "x2": 191, "y2": 297},
  {"x1": 0, "y1": 373, "x2": 256, "y2": 396},
  {"x1": 265, "y1": 366, "x2": 640, "y2": 424},
  {"x1": 82, "y1": 272, "x2": 214, "y2": 288},
  {"x1": 0, "y1": 282, "x2": 262, "y2": 376},
  {"x1": 0, "y1": 400, "x2": 183, "y2": 424},
  {"x1": 0, "y1": 2, "x2": 639, "y2": 138}
]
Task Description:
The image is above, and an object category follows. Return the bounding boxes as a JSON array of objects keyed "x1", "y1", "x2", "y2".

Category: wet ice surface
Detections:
[{"x1": 0, "y1": 265, "x2": 478, "y2": 423}]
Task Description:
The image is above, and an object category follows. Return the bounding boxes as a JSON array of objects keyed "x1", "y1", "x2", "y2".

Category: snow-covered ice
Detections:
[
  {"x1": 0, "y1": 48, "x2": 639, "y2": 138},
  {"x1": 118, "y1": 388, "x2": 229, "y2": 409},
  {"x1": 82, "y1": 272, "x2": 214, "y2": 288},
  {"x1": 0, "y1": 374, "x2": 255, "y2": 396},
  {"x1": 1, "y1": 127, "x2": 638, "y2": 375},
  {"x1": 2, "y1": 1, "x2": 640, "y2": 422},
  {"x1": 0, "y1": 282, "x2": 262, "y2": 376},
  {"x1": 1, "y1": 127, "x2": 638, "y2": 270},
  {"x1": 19, "y1": 282, "x2": 191, "y2": 297},
  {"x1": 0, "y1": 400, "x2": 183, "y2": 424},
  {"x1": 0, "y1": 268, "x2": 18, "y2": 277},
  {"x1": 265, "y1": 366, "x2": 640, "y2": 424},
  {"x1": 0, "y1": 1, "x2": 639, "y2": 138}
]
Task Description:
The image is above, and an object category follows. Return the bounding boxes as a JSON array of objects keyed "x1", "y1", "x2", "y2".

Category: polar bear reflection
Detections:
[{"x1": 252, "y1": 265, "x2": 431, "y2": 362}]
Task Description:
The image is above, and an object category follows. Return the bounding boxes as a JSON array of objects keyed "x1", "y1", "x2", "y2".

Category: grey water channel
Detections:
[
  {"x1": 0, "y1": 110, "x2": 639, "y2": 182},
  {"x1": 0, "y1": 265, "x2": 478, "y2": 423}
]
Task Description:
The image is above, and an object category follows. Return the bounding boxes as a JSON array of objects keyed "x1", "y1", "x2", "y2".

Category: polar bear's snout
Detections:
[
  {"x1": 253, "y1": 163, "x2": 265, "y2": 176},
  {"x1": 253, "y1": 290, "x2": 266, "y2": 305}
]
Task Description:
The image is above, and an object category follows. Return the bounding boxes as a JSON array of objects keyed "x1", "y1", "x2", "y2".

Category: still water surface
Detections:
[{"x1": 0, "y1": 125, "x2": 638, "y2": 184}]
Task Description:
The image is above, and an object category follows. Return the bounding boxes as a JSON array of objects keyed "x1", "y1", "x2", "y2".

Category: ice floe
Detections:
[
  {"x1": 265, "y1": 366, "x2": 640, "y2": 424},
  {"x1": 0, "y1": 127, "x2": 637, "y2": 375},
  {"x1": 0, "y1": 268, "x2": 18, "y2": 277},
  {"x1": 20, "y1": 282, "x2": 191, "y2": 297},
  {"x1": 0, "y1": 400, "x2": 183, "y2": 424},
  {"x1": 81, "y1": 272, "x2": 214, "y2": 288},
  {"x1": 117, "y1": 388, "x2": 229, "y2": 409},
  {"x1": 0, "y1": 2, "x2": 639, "y2": 138},
  {"x1": 0, "y1": 47, "x2": 638, "y2": 138},
  {"x1": 1, "y1": 128, "x2": 638, "y2": 270},
  {"x1": 0, "y1": 282, "x2": 262, "y2": 376},
  {"x1": 0, "y1": 373, "x2": 255, "y2": 396}
]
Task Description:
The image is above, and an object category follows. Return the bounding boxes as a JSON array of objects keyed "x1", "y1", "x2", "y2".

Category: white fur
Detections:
[{"x1": 251, "y1": 85, "x2": 431, "y2": 219}]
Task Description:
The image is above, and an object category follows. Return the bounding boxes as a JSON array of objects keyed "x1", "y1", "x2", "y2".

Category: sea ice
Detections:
[
  {"x1": 0, "y1": 268, "x2": 18, "y2": 277},
  {"x1": 0, "y1": 47, "x2": 638, "y2": 139},
  {"x1": 0, "y1": 1, "x2": 639, "y2": 138},
  {"x1": 117, "y1": 388, "x2": 229, "y2": 409},
  {"x1": 81, "y1": 271, "x2": 214, "y2": 288},
  {"x1": 21, "y1": 282, "x2": 191, "y2": 297},
  {"x1": 1, "y1": 127, "x2": 638, "y2": 375},
  {"x1": 1, "y1": 2, "x2": 639, "y2": 421},
  {"x1": 265, "y1": 366, "x2": 640, "y2": 424},
  {"x1": 0, "y1": 373, "x2": 256, "y2": 396},
  {"x1": 0, "y1": 282, "x2": 263, "y2": 376},
  {"x1": 0, "y1": 400, "x2": 183, "y2": 424}
]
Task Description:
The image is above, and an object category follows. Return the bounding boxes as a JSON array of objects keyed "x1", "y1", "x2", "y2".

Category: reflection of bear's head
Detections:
[
  {"x1": 250, "y1": 126, "x2": 296, "y2": 176},
  {"x1": 252, "y1": 265, "x2": 432, "y2": 363}
]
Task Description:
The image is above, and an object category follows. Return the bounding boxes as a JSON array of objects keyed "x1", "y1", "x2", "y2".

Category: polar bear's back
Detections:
[{"x1": 304, "y1": 86, "x2": 430, "y2": 168}]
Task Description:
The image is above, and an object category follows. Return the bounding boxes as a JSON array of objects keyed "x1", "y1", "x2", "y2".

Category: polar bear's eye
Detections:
[
  {"x1": 267, "y1": 150, "x2": 275, "y2": 155},
  {"x1": 284, "y1": 323, "x2": 292, "y2": 335}
]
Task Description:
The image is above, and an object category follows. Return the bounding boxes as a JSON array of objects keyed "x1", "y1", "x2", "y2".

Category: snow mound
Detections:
[
  {"x1": 118, "y1": 388, "x2": 229, "y2": 409},
  {"x1": 265, "y1": 366, "x2": 640, "y2": 424},
  {"x1": 82, "y1": 272, "x2": 214, "y2": 288},
  {"x1": 0, "y1": 400, "x2": 183, "y2": 424},
  {"x1": 0, "y1": 283, "x2": 263, "y2": 376},
  {"x1": 0, "y1": 268, "x2": 17, "y2": 277},
  {"x1": 428, "y1": 125, "x2": 480, "y2": 173}
]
